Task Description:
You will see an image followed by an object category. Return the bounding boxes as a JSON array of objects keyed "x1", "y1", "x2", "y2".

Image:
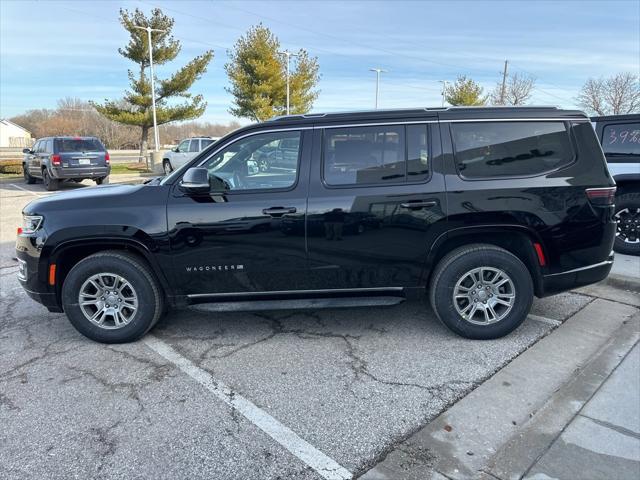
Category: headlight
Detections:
[{"x1": 19, "y1": 215, "x2": 43, "y2": 235}]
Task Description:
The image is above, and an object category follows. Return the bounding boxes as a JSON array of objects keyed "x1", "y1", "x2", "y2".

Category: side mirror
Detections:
[
  {"x1": 22, "y1": 148, "x2": 32, "y2": 154},
  {"x1": 180, "y1": 167, "x2": 210, "y2": 194},
  {"x1": 173, "y1": 147, "x2": 180, "y2": 152}
]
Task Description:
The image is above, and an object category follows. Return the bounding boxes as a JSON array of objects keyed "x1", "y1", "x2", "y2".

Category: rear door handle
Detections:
[
  {"x1": 262, "y1": 206, "x2": 297, "y2": 216},
  {"x1": 400, "y1": 201, "x2": 437, "y2": 209}
]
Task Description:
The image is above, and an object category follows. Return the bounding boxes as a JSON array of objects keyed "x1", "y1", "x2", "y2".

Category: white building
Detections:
[{"x1": 0, "y1": 119, "x2": 32, "y2": 148}]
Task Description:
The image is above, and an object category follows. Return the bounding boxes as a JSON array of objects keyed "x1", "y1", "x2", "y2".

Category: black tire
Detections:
[
  {"x1": 42, "y1": 169, "x2": 59, "y2": 191},
  {"x1": 163, "y1": 160, "x2": 173, "y2": 175},
  {"x1": 613, "y1": 192, "x2": 640, "y2": 256},
  {"x1": 96, "y1": 176, "x2": 109, "y2": 185},
  {"x1": 429, "y1": 244, "x2": 534, "y2": 340},
  {"x1": 62, "y1": 251, "x2": 164, "y2": 343},
  {"x1": 23, "y1": 164, "x2": 36, "y2": 184}
]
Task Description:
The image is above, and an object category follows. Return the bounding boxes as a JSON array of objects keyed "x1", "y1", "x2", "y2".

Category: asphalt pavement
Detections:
[{"x1": 1, "y1": 178, "x2": 638, "y2": 480}]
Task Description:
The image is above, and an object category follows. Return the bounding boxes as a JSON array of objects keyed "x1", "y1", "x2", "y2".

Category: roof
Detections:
[
  {"x1": 264, "y1": 106, "x2": 587, "y2": 127},
  {"x1": 0, "y1": 118, "x2": 32, "y2": 135},
  {"x1": 591, "y1": 114, "x2": 640, "y2": 122}
]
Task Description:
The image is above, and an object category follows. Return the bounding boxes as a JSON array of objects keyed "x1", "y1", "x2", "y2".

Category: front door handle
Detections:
[
  {"x1": 262, "y1": 206, "x2": 297, "y2": 217},
  {"x1": 400, "y1": 200, "x2": 437, "y2": 209}
]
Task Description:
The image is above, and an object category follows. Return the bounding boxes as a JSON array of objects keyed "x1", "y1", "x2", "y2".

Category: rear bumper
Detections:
[
  {"x1": 540, "y1": 254, "x2": 614, "y2": 297},
  {"x1": 50, "y1": 166, "x2": 110, "y2": 179}
]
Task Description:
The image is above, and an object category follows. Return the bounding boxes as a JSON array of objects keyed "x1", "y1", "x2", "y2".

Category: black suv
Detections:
[
  {"x1": 17, "y1": 107, "x2": 616, "y2": 343},
  {"x1": 591, "y1": 114, "x2": 639, "y2": 255},
  {"x1": 22, "y1": 136, "x2": 110, "y2": 191}
]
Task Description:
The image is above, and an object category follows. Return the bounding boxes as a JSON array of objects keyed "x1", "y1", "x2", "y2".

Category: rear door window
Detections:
[
  {"x1": 323, "y1": 126, "x2": 406, "y2": 185},
  {"x1": 201, "y1": 139, "x2": 214, "y2": 149},
  {"x1": 601, "y1": 123, "x2": 640, "y2": 156},
  {"x1": 55, "y1": 138, "x2": 104, "y2": 152},
  {"x1": 451, "y1": 122, "x2": 573, "y2": 178},
  {"x1": 189, "y1": 140, "x2": 200, "y2": 152}
]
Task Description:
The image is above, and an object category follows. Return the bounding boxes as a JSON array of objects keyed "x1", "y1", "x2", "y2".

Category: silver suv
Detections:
[{"x1": 162, "y1": 137, "x2": 218, "y2": 174}]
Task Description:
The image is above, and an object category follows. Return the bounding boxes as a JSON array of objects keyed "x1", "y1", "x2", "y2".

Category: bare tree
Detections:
[
  {"x1": 577, "y1": 72, "x2": 640, "y2": 115},
  {"x1": 491, "y1": 73, "x2": 536, "y2": 106}
]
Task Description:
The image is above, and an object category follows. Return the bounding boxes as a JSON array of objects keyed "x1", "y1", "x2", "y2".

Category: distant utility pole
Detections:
[
  {"x1": 133, "y1": 24, "x2": 167, "y2": 152},
  {"x1": 499, "y1": 60, "x2": 509, "y2": 105},
  {"x1": 369, "y1": 68, "x2": 387, "y2": 109},
  {"x1": 438, "y1": 80, "x2": 448, "y2": 107},
  {"x1": 278, "y1": 50, "x2": 299, "y2": 115}
]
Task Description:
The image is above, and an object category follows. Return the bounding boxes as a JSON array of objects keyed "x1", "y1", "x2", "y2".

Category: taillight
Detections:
[
  {"x1": 51, "y1": 154, "x2": 61, "y2": 166},
  {"x1": 105, "y1": 152, "x2": 110, "y2": 164},
  {"x1": 586, "y1": 187, "x2": 616, "y2": 206}
]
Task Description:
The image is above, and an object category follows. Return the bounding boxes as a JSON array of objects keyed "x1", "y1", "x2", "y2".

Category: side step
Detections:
[{"x1": 190, "y1": 296, "x2": 405, "y2": 313}]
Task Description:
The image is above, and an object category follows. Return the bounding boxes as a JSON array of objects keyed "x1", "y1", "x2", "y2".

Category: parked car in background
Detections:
[
  {"x1": 592, "y1": 114, "x2": 640, "y2": 255},
  {"x1": 254, "y1": 136, "x2": 300, "y2": 171},
  {"x1": 22, "y1": 136, "x2": 110, "y2": 191},
  {"x1": 17, "y1": 107, "x2": 617, "y2": 344},
  {"x1": 162, "y1": 137, "x2": 218, "y2": 174}
]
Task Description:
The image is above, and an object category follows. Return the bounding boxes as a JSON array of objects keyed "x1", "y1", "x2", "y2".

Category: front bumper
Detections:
[
  {"x1": 16, "y1": 234, "x2": 63, "y2": 312},
  {"x1": 50, "y1": 166, "x2": 110, "y2": 179}
]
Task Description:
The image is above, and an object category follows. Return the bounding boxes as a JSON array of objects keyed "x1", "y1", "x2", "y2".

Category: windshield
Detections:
[{"x1": 160, "y1": 137, "x2": 220, "y2": 185}]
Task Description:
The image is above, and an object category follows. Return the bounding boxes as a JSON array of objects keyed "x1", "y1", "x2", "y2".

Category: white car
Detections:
[{"x1": 162, "y1": 137, "x2": 218, "y2": 174}]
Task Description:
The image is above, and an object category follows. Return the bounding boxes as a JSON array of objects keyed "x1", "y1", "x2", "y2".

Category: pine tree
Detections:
[
  {"x1": 445, "y1": 76, "x2": 488, "y2": 106},
  {"x1": 92, "y1": 8, "x2": 213, "y2": 159},
  {"x1": 225, "y1": 24, "x2": 320, "y2": 121}
]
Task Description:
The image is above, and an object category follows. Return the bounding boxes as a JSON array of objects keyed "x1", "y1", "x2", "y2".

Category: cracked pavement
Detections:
[{"x1": 0, "y1": 180, "x2": 605, "y2": 479}]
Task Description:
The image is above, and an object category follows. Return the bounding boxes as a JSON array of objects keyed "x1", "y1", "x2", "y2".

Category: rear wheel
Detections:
[
  {"x1": 613, "y1": 192, "x2": 640, "y2": 256},
  {"x1": 23, "y1": 164, "x2": 36, "y2": 184},
  {"x1": 163, "y1": 160, "x2": 173, "y2": 175},
  {"x1": 62, "y1": 251, "x2": 164, "y2": 343},
  {"x1": 96, "y1": 176, "x2": 109, "y2": 185},
  {"x1": 429, "y1": 244, "x2": 534, "y2": 339},
  {"x1": 42, "y1": 169, "x2": 59, "y2": 191}
]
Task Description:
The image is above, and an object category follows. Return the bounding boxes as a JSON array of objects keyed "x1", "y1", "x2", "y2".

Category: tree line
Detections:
[{"x1": 10, "y1": 7, "x2": 640, "y2": 155}]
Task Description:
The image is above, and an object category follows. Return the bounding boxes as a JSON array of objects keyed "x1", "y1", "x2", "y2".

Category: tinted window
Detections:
[
  {"x1": 201, "y1": 131, "x2": 301, "y2": 191},
  {"x1": 189, "y1": 140, "x2": 200, "y2": 152},
  {"x1": 55, "y1": 138, "x2": 104, "y2": 153},
  {"x1": 602, "y1": 123, "x2": 640, "y2": 155},
  {"x1": 452, "y1": 122, "x2": 573, "y2": 178},
  {"x1": 407, "y1": 124, "x2": 430, "y2": 181},
  {"x1": 324, "y1": 126, "x2": 405, "y2": 185},
  {"x1": 201, "y1": 139, "x2": 214, "y2": 148}
]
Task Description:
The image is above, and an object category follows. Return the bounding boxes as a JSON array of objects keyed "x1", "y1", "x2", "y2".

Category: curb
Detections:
[
  {"x1": 359, "y1": 300, "x2": 640, "y2": 480},
  {"x1": 603, "y1": 273, "x2": 640, "y2": 293}
]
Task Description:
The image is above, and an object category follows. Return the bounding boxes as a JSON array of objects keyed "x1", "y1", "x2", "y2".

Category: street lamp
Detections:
[
  {"x1": 133, "y1": 25, "x2": 167, "y2": 152},
  {"x1": 369, "y1": 68, "x2": 387, "y2": 109},
  {"x1": 278, "y1": 50, "x2": 299, "y2": 115},
  {"x1": 438, "y1": 80, "x2": 448, "y2": 108}
]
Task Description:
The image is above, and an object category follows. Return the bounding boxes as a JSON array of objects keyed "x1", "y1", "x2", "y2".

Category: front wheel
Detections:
[
  {"x1": 613, "y1": 192, "x2": 640, "y2": 256},
  {"x1": 62, "y1": 251, "x2": 164, "y2": 343},
  {"x1": 23, "y1": 164, "x2": 36, "y2": 184},
  {"x1": 429, "y1": 244, "x2": 533, "y2": 339}
]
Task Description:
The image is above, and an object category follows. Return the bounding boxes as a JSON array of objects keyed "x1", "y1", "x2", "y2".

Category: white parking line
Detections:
[
  {"x1": 528, "y1": 314, "x2": 562, "y2": 327},
  {"x1": 8, "y1": 184, "x2": 45, "y2": 197},
  {"x1": 143, "y1": 335, "x2": 353, "y2": 480}
]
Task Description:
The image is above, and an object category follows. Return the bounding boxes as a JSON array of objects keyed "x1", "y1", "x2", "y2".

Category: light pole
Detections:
[
  {"x1": 369, "y1": 68, "x2": 387, "y2": 109},
  {"x1": 134, "y1": 25, "x2": 166, "y2": 152},
  {"x1": 278, "y1": 50, "x2": 299, "y2": 115},
  {"x1": 438, "y1": 80, "x2": 448, "y2": 107}
]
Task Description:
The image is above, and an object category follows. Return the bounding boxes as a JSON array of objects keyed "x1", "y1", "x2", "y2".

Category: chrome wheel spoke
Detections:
[
  {"x1": 79, "y1": 272, "x2": 138, "y2": 330},
  {"x1": 453, "y1": 266, "x2": 515, "y2": 326}
]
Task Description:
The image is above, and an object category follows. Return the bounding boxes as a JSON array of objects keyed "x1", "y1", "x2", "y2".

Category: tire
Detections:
[
  {"x1": 42, "y1": 169, "x2": 59, "y2": 191},
  {"x1": 163, "y1": 160, "x2": 173, "y2": 175},
  {"x1": 429, "y1": 244, "x2": 534, "y2": 340},
  {"x1": 62, "y1": 251, "x2": 164, "y2": 343},
  {"x1": 96, "y1": 176, "x2": 109, "y2": 185},
  {"x1": 613, "y1": 192, "x2": 640, "y2": 256},
  {"x1": 23, "y1": 164, "x2": 36, "y2": 184}
]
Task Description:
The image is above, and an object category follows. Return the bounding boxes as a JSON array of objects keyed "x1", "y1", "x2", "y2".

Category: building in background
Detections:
[{"x1": 0, "y1": 119, "x2": 32, "y2": 147}]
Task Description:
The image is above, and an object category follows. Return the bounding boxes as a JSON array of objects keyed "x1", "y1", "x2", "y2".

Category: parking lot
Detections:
[{"x1": 0, "y1": 179, "x2": 636, "y2": 479}]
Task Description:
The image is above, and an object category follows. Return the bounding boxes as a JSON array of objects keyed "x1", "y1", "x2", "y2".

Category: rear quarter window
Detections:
[
  {"x1": 601, "y1": 123, "x2": 640, "y2": 156},
  {"x1": 55, "y1": 138, "x2": 104, "y2": 152},
  {"x1": 452, "y1": 121, "x2": 574, "y2": 178}
]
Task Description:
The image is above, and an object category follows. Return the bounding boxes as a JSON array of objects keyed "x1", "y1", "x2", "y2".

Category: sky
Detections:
[{"x1": 1, "y1": 0, "x2": 639, "y2": 124}]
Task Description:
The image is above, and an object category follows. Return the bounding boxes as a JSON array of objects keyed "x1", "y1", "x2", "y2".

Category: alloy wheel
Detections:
[
  {"x1": 453, "y1": 266, "x2": 516, "y2": 325},
  {"x1": 615, "y1": 207, "x2": 640, "y2": 244},
  {"x1": 78, "y1": 273, "x2": 139, "y2": 329}
]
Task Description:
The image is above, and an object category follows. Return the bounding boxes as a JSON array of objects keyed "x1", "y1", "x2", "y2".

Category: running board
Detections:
[{"x1": 189, "y1": 296, "x2": 405, "y2": 313}]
